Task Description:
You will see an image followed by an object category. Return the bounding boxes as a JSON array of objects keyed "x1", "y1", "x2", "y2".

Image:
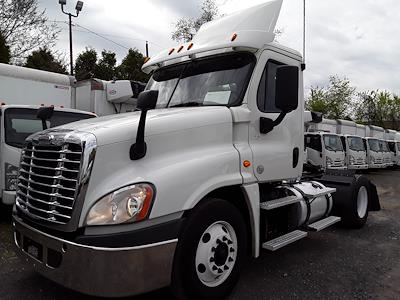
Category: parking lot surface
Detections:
[{"x1": 0, "y1": 170, "x2": 399, "y2": 300}]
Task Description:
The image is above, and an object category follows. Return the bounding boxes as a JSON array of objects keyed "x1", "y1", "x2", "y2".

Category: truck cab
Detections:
[
  {"x1": 305, "y1": 132, "x2": 346, "y2": 171},
  {"x1": 380, "y1": 140, "x2": 393, "y2": 168},
  {"x1": 341, "y1": 135, "x2": 368, "y2": 170},
  {"x1": 12, "y1": 1, "x2": 379, "y2": 299},
  {"x1": 0, "y1": 105, "x2": 96, "y2": 205},
  {"x1": 365, "y1": 138, "x2": 385, "y2": 168}
]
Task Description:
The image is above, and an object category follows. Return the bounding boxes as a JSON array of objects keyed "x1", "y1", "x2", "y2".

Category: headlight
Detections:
[
  {"x1": 370, "y1": 156, "x2": 375, "y2": 163},
  {"x1": 5, "y1": 163, "x2": 18, "y2": 191},
  {"x1": 350, "y1": 156, "x2": 355, "y2": 164},
  {"x1": 326, "y1": 157, "x2": 332, "y2": 166},
  {"x1": 85, "y1": 183, "x2": 155, "y2": 226}
]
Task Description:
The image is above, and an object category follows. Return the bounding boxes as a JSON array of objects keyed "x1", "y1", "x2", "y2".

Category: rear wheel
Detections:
[
  {"x1": 341, "y1": 176, "x2": 370, "y2": 228},
  {"x1": 171, "y1": 198, "x2": 247, "y2": 300}
]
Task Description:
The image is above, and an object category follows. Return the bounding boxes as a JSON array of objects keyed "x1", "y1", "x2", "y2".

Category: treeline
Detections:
[
  {"x1": 0, "y1": 0, "x2": 148, "y2": 82},
  {"x1": 306, "y1": 76, "x2": 400, "y2": 131}
]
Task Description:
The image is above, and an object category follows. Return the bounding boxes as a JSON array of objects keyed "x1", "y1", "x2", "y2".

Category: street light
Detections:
[{"x1": 59, "y1": 0, "x2": 84, "y2": 75}]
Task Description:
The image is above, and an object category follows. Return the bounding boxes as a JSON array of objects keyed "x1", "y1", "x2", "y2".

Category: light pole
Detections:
[{"x1": 59, "y1": 0, "x2": 84, "y2": 75}]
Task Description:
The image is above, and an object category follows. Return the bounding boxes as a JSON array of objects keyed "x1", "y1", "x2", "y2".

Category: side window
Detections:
[
  {"x1": 305, "y1": 135, "x2": 322, "y2": 152},
  {"x1": 257, "y1": 60, "x2": 284, "y2": 113}
]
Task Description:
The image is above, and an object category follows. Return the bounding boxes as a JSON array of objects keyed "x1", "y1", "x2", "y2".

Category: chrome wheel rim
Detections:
[
  {"x1": 195, "y1": 221, "x2": 238, "y2": 287},
  {"x1": 357, "y1": 186, "x2": 368, "y2": 218}
]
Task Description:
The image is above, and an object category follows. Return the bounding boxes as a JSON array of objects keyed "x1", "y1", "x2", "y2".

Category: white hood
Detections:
[{"x1": 53, "y1": 106, "x2": 233, "y2": 146}]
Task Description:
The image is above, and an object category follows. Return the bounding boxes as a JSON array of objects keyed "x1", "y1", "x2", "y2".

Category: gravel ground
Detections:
[{"x1": 0, "y1": 170, "x2": 399, "y2": 300}]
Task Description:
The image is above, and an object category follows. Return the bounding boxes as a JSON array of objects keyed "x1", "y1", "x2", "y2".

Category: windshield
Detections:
[
  {"x1": 368, "y1": 139, "x2": 380, "y2": 152},
  {"x1": 348, "y1": 136, "x2": 365, "y2": 151},
  {"x1": 4, "y1": 108, "x2": 95, "y2": 148},
  {"x1": 323, "y1": 134, "x2": 343, "y2": 152},
  {"x1": 379, "y1": 140, "x2": 388, "y2": 152},
  {"x1": 388, "y1": 142, "x2": 396, "y2": 153},
  {"x1": 146, "y1": 52, "x2": 255, "y2": 108}
]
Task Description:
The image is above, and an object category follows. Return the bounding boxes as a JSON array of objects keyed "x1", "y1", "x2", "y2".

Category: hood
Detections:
[{"x1": 47, "y1": 106, "x2": 233, "y2": 146}]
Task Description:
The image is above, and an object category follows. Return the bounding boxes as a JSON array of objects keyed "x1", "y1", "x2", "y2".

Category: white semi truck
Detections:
[
  {"x1": 305, "y1": 119, "x2": 346, "y2": 171},
  {"x1": 336, "y1": 120, "x2": 368, "y2": 170},
  {"x1": 0, "y1": 64, "x2": 98, "y2": 205},
  {"x1": 12, "y1": 1, "x2": 380, "y2": 299}
]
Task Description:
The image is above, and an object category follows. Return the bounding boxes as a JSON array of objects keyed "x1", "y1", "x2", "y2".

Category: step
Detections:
[
  {"x1": 260, "y1": 195, "x2": 302, "y2": 210},
  {"x1": 262, "y1": 230, "x2": 308, "y2": 251},
  {"x1": 307, "y1": 216, "x2": 341, "y2": 232}
]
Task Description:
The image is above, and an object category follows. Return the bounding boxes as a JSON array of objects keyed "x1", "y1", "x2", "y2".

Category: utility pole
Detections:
[{"x1": 59, "y1": 0, "x2": 84, "y2": 76}]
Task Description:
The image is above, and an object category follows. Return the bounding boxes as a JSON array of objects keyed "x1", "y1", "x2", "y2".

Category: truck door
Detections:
[{"x1": 247, "y1": 50, "x2": 303, "y2": 182}]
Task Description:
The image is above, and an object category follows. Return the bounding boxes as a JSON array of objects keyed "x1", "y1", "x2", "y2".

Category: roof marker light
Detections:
[
  {"x1": 144, "y1": 57, "x2": 151, "y2": 63},
  {"x1": 1, "y1": 102, "x2": 6, "y2": 106},
  {"x1": 187, "y1": 43, "x2": 194, "y2": 50},
  {"x1": 231, "y1": 33, "x2": 238, "y2": 42},
  {"x1": 168, "y1": 48, "x2": 175, "y2": 55},
  {"x1": 177, "y1": 45, "x2": 184, "y2": 53}
]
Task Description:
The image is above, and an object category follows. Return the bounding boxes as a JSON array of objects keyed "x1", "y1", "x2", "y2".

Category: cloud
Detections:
[{"x1": 37, "y1": 0, "x2": 400, "y2": 95}]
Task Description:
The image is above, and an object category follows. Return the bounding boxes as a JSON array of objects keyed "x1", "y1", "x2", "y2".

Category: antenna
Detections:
[{"x1": 302, "y1": 0, "x2": 306, "y2": 71}]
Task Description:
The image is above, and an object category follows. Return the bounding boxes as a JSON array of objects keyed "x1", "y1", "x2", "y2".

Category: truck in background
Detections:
[
  {"x1": 363, "y1": 125, "x2": 386, "y2": 169},
  {"x1": 385, "y1": 129, "x2": 400, "y2": 167},
  {"x1": 0, "y1": 64, "x2": 97, "y2": 206},
  {"x1": 336, "y1": 120, "x2": 368, "y2": 170},
  {"x1": 305, "y1": 119, "x2": 346, "y2": 171},
  {"x1": 13, "y1": 2, "x2": 380, "y2": 299}
]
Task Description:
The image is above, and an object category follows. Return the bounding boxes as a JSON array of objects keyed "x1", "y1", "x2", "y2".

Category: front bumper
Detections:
[
  {"x1": 347, "y1": 164, "x2": 369, "y2": 170},
  {"x1": 369, "y1": 163, "x2": 385, "y2": 169},
  {"x1": 326, "y1": 165, "x2": 347, "y2": 170},
  {"x1": 13, "y1": 216, "x2": 177, "y2": 298}
]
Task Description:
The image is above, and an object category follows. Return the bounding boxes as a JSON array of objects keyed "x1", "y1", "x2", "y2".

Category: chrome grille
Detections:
[{"x1": 16, "y1": 142, "x2": 83, "y2": 225}]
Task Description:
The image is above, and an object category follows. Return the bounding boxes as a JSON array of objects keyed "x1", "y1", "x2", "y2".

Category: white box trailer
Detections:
[
  {"x1": 337, "y1": 120, "x2": 368, "y2": 170},
  {"x1": 75, "y1": 79, "x2": 145, "y2": 116}
]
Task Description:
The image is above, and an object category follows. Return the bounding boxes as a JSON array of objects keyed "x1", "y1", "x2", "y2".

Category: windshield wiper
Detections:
[
  {"x1": 325, "y1": 145, "x2": 336, "y2": 151},
  {"x1": 170, "y1": 102, "x2": 203, "y2": 108}
]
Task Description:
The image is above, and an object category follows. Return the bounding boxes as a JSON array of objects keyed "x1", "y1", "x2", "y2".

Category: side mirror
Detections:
[
  {"x1": 36, "y1": 106, "x2": 54, "y2": 130},
  {"x1": 137, "y1": 90, "x2": 158, "y2": 111},
  {"x1": 275, "y1": 66, "x2": 299, "y2": 113}
]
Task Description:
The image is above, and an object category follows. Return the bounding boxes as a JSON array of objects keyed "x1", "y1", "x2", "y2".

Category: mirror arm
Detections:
[
  {"x1": 130, "y1": 109, "x2": 148, "y2": 160},
  {"x1": 260, "y1": 112, "x2": 287, "y2": 134}
]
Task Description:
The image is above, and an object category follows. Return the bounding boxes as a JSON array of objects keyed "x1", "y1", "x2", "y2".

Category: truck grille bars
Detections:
[
  {"x1": 15, "y1": 130, "x2": 97, "y2": 231},
  {"x1": 16, "y1": 143, "x2": 82, "y2": 224}
]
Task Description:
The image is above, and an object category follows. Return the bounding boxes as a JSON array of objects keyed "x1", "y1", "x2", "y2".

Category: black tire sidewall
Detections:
[
  {"x1": 171, "y1": 198, "x2": 247, "y2": 300},
  {"x1": 342, "y1": 176, "x2": 370, "y2": 228}
]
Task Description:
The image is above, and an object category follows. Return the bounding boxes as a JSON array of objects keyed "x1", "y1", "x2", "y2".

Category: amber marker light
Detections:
[
  {"x1": 243, "y1": 160, "x2": 251, "y2": 168},
  {"x1": 231, "y1": 33, "x2": 238, "y2": 42},
  {"x1": 177, "y1": 45, "x2": 184, "y2": 53},
  {"x1": 187, "y1": 43, "x2": 194, "y2": 50},
  {"x1": 144, "y1": 57, "x2": 151, "y2": 63},
  {"x1": 168, "y1": 48, "x2": 175, "y2": 55}
]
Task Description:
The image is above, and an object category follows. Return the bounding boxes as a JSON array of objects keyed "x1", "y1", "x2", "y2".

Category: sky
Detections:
[{"x1": 39, "y1": 0, "x2": 400, "y2": 95}]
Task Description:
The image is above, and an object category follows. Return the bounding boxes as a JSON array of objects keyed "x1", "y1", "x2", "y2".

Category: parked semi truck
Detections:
[
  {"x1": 305, "y1": 119, "x2": 346, "y2": 171},
  {"x1": 336, "y1": 120, "x2": 368, "y2": 170},
  {"x1": 12, "y1": 1, "x2": 380, "y2": 299}
]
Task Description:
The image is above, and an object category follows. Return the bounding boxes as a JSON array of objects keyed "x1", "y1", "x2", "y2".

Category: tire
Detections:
[
  {"x1": 341, "y1": 176, "x2": 370, "y2": 229},
  {"x1": 171, "y1": 198, "x2": 247, "y2": 300}
]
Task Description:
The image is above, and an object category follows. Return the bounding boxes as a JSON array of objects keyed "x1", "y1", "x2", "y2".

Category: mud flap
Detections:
[{"x1": 316, "y1": 170, "x2": 381, "y2": 214}]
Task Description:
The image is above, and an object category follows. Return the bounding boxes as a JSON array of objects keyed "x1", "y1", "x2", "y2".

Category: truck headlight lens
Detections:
[
  {"x1": 5, "y1": 163, "x2": 18, "y2": 191},
  {"x1": 85, "y1": 183, "x2": 154, "y2": 226},
  {"x1": 326, "y1": 157, "x2": 332, "y2": 166},
  {"x1": 350, "y1": 156, "x2": 355, "y2": 164}
]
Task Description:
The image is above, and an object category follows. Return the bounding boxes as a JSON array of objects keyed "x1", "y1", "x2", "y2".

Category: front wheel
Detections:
[{"x1": 171, "y1": 198, "x2": 247, "y2": 300}]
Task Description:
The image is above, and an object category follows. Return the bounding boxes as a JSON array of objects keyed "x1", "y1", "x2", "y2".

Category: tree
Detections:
[
  {"x1": 0, "y1": 31, "x2": 10, "y2": 63},
  {"x1": 75, "y1": 47, "x2": 98, "y2": 81},
  {"x1": 117, "y1": 48, "x2": 150, "y2": 82},
  {"x1": 24, "y1": 47, "x2": 67, "y2": 74},
  {"x1": 0, "y1": 0, "x2": 60, "y2": 62},
  {"x1": 172, "y1": 0, "x2": 219, "y2": 42},
  {"x1": 306, "y1": 76, "x2": 355, "y2": 120},
  {"x1": 95, "y1": 50, "x2": 117, "y2": 81}
]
